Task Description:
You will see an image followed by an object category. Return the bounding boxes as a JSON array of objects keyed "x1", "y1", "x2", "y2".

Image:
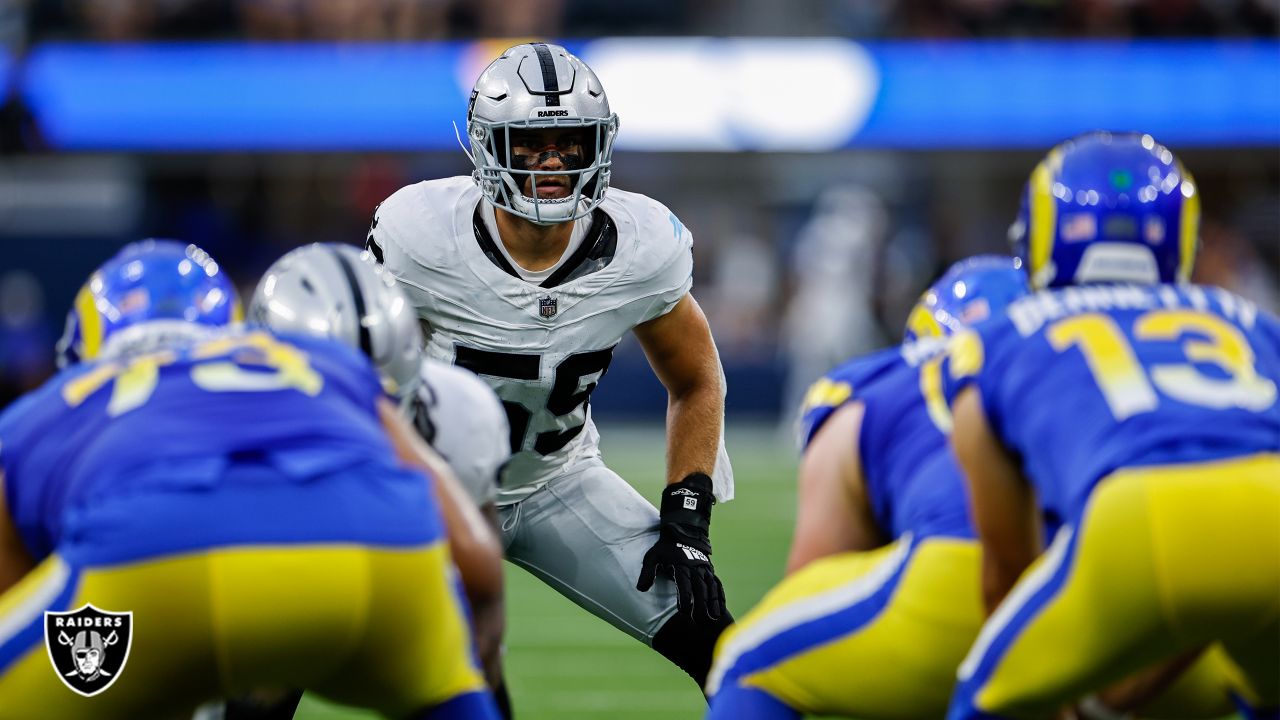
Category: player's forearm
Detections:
[
  {"x1": 786, "y1": 402, "x2": 882, "y2": 574},
  {"x1": 470, "y1": 503, "x2": 507, "y2": 689},
  {"x1": 951, "y1": 388, "x2": 1040, "y2": 614},
  {"x1": 980, "y1": 549, "x2": 1027, "y2": 615},
  {"x1": 377, "y1": 398, "x2": 505, "y2": 597},
  {"x1": 1087, "y1": 649, "x2": 1205, "y2": 715},
  {"x1": 976, "y1": 494, "x2": 1042, "y2": 613},
  {"x1": 471, "y1": 590, "x2": 506, "y2": 690},
  {"x1": 418, "y1": 459, "x2": 505, "y2": 601},
  {"x1": 664, "y1": 374, "x2": 724, "y2": 486},
  {"x1": 0, "y1": 547, "x2": 30, "y2": 596},
  {"x1": 633, "y1": 294, "x2": 725, "y2": 486}
]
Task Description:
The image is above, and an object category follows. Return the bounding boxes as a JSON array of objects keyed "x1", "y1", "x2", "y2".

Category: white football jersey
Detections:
[
  {"x1": 416, "y1": 358, "x2": 510, "y2": 507},
  {"x1": 370, "y1": 177, "x2": 733, "y2": 504}
]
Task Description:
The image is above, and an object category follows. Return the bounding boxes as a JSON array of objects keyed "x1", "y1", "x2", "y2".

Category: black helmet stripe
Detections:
[
  {"x1": 533, "y1": 43, "x2": 560, "y2": 106},
  {"x1": 330, "y1": 246, "x2": 373, "y2": 357}
]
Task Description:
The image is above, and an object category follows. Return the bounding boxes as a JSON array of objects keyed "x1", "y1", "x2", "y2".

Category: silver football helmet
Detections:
[
  {"x1": 249, "y1": 243, "x2": 422, "y2": 401},
  {"x1": 465, "y1": 42, "x2": 619, "y2": 225}
]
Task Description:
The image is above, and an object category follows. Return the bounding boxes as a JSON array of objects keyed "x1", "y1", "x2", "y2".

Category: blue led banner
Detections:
[
  {"x1": 857, "y1": 41, "x2": 1279, "y2": 147},
  {"x1": 22, "y1": 43, "x2": 470, "y2": 150},
  {"x1": 0, "y1": 49, "x2": 11, "y2": 104},
  {"x1": 17, "y1": 39, "x2": 1279, "y2": 151}
]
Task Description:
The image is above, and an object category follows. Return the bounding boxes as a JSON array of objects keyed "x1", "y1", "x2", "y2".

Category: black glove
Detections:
[{"x1": 636, "y1": 472, "x2": 727, "y2": 622}]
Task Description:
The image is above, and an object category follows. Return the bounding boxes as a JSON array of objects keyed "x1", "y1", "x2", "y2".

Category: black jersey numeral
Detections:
[{"x1": 455, "y1": 345, "x2": 615, "y2": 455}]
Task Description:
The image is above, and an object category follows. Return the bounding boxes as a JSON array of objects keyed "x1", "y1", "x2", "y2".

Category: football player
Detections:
[
  {"x1": 945, "y1": 132, "x2": 1280, "y2": 719},
  {"x1": 705, "y1": 256, "x2": 1030, "y2": 719},
  {"x1": 243, "y1": 242, "x2": 514, "y2": 718},
  {"x1": 367, "y1": 43, "x2": 734, "y2": 688},
  {"x1": 0, "y1": 240, "x2": 501, "y2": 719}
]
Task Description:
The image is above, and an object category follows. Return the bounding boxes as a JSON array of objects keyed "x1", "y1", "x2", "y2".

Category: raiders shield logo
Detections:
[
  {"x1": 44, "y1": 604, "x2": 133, "y2": 697},
  {"x1": 539, "y1": 296, "x2": 558, "y2": 319}
]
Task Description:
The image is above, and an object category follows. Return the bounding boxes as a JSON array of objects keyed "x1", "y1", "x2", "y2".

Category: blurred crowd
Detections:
[
  {"x1": 0, "y1": 0, "x2": 1276, "y2": 417},
  {"x1": 0, "y1": 0, "x2": 1275, "y2": 47}
]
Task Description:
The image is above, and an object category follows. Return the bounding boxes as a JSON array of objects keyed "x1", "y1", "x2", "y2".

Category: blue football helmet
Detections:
[
  {"x1": 1011, "y1": 131, "x2": 1199, "y2": 290},
  {"x1": 56, "y1": 239, "x2": 241, "y2": 368},
  {"x1": 904, "y1": 255, "x2": 1029, "y2": 342}
]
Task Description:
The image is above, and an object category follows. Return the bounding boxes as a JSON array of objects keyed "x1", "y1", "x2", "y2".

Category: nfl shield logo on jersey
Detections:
[
  {"x1": 539, "y1": 296, "x2": 558, "y2": 319},
  {"x1": 45, "y1": 604, "x2": 133, "y2": 697}
]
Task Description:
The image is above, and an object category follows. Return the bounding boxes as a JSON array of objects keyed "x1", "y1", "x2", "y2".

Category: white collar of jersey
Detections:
[{"x1": 480, "y1": 201, "x2": 593, "y2": 284}]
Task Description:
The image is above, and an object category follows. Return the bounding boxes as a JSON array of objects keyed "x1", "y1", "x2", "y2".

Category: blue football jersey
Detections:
[
  {"x1": 796, "y1": 346, "x2": 901, "y2": 452},
  {"x1": 798, "y1": 340, "x2": 973, "y2": 540},
  {"x1": 0, "y1": 329, "x2": 402, "y2": 560},
  {"x1": 951, "y1": 283, "x2": 1280, "y2": 525}
]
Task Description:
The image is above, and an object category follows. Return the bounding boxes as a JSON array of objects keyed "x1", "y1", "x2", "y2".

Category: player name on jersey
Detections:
[{"x1": 1007, "y1": 283, "x2": 1259, "y2": 337}]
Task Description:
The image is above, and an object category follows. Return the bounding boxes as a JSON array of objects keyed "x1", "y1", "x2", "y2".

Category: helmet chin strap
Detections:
[
  {"x1": 452, "y1": 121, "x2": 476, "y2": 163},
  {"x1": 497, "y1": 163, "x2": 592, "y2": 226}
]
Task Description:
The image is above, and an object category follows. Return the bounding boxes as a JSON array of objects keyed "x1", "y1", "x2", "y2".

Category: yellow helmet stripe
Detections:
[
  {"x1": 1177, "y1": 169, "x2": 1200, "y2": 283},
  {"x1": 1028, "y1": 147, "x2": 1063, "y2": 289},
  {"x1": 906, "y1": 301, "x2": 945, "y2": 340},
  {"x1": 74, "y1": 282, "x2": 104, "y2": 361}
]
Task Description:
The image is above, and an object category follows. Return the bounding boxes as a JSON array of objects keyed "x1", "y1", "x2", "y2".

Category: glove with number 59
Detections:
[{"x1": 636, "y1": 472, "x2": 727, "y2": 622}]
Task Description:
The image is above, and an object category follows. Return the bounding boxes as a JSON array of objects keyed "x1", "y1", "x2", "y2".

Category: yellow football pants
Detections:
[
  {"x1": 709, "y1": 536, "x2": 985, "y2": 719},
  {"x1": 953, "y1": 454, "x2": 1280, "y2": 719},
  {"x1": 0, "y1": 542, "x2": 486, "y2": 719}
]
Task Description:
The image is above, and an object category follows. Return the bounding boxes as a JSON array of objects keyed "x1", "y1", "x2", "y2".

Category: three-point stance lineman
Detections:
[{"x1": 368, "y1": 43, "x2": 735, "y2": 688}]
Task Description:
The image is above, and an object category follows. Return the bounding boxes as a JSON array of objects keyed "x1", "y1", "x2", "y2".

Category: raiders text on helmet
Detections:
[{"x1": 466, "y1": 43, "x2": 619, "y2": 225}]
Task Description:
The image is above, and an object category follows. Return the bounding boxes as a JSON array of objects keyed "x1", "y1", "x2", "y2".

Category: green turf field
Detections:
[{"x1": 295, "y1": 422, "x2": 799, "y2": 720}]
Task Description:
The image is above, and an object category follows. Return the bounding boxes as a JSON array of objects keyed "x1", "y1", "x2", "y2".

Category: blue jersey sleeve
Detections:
[
  {"x1": 796, "y1": 347, "x2": 902, "y2": 451},
  {"x1": 0, "y1": 366, "x2": 98, "y2": 559},
  {"x1": 942, "y1": 314, "x2": 1025, "y2": 450}
]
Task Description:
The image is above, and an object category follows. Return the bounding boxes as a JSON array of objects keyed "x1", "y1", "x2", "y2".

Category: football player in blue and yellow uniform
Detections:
[
  {"x1": 704, "y1": 256, "x2": 1029, "y2": 719},
  {"x1": 0, "y1": 240, "x2": 501, "y2": 719},
  {"x1": 946, "y1": 132, "x2": 1280, "y2": 719}
]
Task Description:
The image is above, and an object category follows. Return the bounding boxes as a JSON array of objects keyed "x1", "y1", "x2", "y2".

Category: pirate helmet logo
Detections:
[{"x1": 44, "y1": 604, "x2": 133, "y2": 697}]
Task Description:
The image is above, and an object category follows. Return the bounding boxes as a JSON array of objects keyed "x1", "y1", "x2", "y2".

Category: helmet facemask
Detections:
[{"x1": 468, "y1": 114, "x2": 618, "y2": 225}]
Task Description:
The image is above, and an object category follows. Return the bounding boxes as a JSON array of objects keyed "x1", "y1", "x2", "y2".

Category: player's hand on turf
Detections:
[{"x1": 636, "y1": 472, "x2": 727, "y2": 622}]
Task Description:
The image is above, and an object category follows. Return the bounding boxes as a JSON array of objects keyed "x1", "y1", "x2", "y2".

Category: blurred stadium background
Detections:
[{"x1": 0, "y1": 1, "x2": 1275, "y2": 718}]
